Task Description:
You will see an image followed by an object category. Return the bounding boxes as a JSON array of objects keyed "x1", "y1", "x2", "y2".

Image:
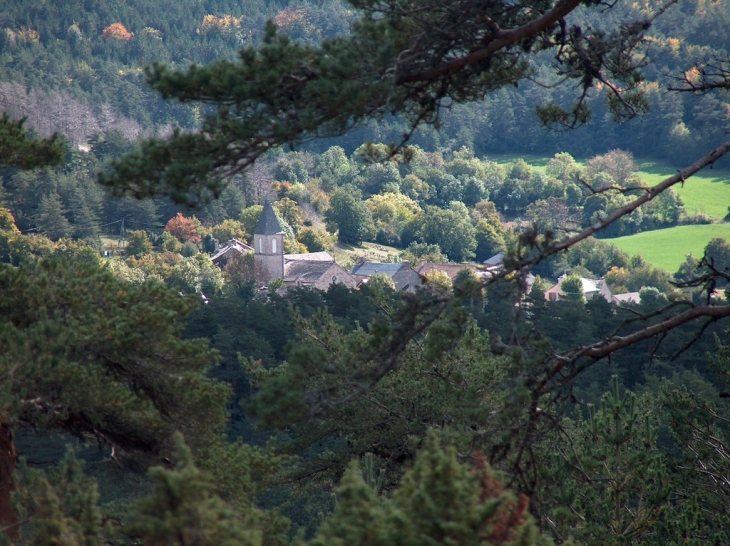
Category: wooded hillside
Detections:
[
  {"x1": 1, "y1": 0, "x2": 729, "y2": 165},
  {"x1": 4, "y1": 0, "x2": 730, "y2": 544}
]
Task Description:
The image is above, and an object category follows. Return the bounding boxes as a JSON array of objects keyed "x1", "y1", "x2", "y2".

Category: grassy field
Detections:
[
  {"x1": 330, "y1": 241, "x2": 401, "y2": 268},
  {"x1": 483, "y1": 154, "x2": 730, "y2": 273},
  {"x1": 635, "y1": 161, "x2": 730, "y2": 219},
  {"x1": 488, "y1": 154, "x2": 730, "y2": 219},
  {"x1": 605, "y1": 224, "x2": 730, "y2": 273}
]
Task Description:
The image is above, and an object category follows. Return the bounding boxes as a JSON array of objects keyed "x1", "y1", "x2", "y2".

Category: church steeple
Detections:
[
  {"x1": 254, "y1": 197, "x2": 282, "y2": 235},
  {"x1": 253, "y1": 197, "x2": 284, "y2": 281}
]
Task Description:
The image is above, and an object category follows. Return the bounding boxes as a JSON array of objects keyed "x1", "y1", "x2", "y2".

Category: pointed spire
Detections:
[{"x1": 254, "y1": 197, "x2": 282, "y2": 235}]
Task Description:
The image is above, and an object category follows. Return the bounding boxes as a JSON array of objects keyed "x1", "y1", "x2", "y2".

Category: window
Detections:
[
  {"x1": 272, "y1": 238, "x2": 277, "y2": 254},
  {"x1": 258, "y1": 239, "x2": 263, "y2": 253}
]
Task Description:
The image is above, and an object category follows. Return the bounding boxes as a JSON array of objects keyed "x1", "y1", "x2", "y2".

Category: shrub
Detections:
[{"x1": 102, "y1": 23, "x2": 133, "y2": 41}]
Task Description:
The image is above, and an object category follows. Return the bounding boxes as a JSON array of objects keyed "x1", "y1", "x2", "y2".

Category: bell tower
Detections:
[{"x1": 253, "y1": 198, "x2": 284, "y2": 281}]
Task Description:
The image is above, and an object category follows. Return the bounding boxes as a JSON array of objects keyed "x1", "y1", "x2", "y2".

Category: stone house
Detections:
[
  {"x1": 350, "y1": 261, "x2": 421, "y2": 292},
  {"x1": 210, "y1": 239, "x2": 253, "y2": 268},
  {"x1": 285, "y1": 258, "x2": 357, "y2": 290},
  {"x1": 253, "y1": 199, "x2": 356, "y2": 290},
  {"x1": 544, "y1": 274, "x2": 613, "y2": 302}
]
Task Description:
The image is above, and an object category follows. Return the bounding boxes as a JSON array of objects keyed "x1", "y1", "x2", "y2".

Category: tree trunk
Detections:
[{"x1": 0, "y1": 413, "x2": 18, "y2": 542}]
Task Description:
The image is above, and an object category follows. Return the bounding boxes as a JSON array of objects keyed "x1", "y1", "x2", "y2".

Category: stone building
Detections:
[
  {"x1": 253, "y1": 198, "x2": 285, "y2": 281},
  {"x1": 252, "y1": 200, "x2": 356, "y2": 290},
  {"x1": 350, "y1": 261, "x2": 421, "y2": 292}
]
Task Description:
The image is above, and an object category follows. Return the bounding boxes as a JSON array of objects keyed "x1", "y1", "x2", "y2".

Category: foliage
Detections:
[
  {"x1": 126, "y1": 229, "x2": 153, "y2": 257},
  {"x1": 161, "y1": 230, "x2": 184, "y2": 253},
  {"x1": 223, "y1": 252, "x2": 269, "y2": 295},
  {"x1": 212, "y1": 219, "x2": 248, "y2": 245},
  {"x1": 0, "y1": 255, "x2": 229, "y2": 536},
  {"x1": 165, "y1": 212, "x2": 202, "y2": 244},
  {"x1": 307, "y1": 431, "x2": 552, "y2": 546},
  {"x1": 8, "y1": 1, "x2": 730, "y2": 544},
  {"x1": 168, "y1": 254, "x2": 223, "y2": 295},
  {"x1": 605, "y1": 262, "x2": 672, "y2": 294},
  {"x1": 14, "y1": 449, "x2": 106, "y2": 546},
  {"x1": 400, "y1": 242, "x2": 448, "y2": 265},
  {"x1": 541, "y1": 377, "x2": 670, "y2": 544},
  {"x1": 325, "y1": 188, "x2": 373, "y2": 245},
  {"x1": 35, "y1": 192, "x2": 72, "y2": 241},
  {"x1": 703, "y1": 237, "x2": 730, "y2": 286},
  {"x1": 128, "y1": 434, "x2": 266, "y2": 546},
  {"x1": 240, "y1": 205, "x2": 264, "y2": 240},
  {"x1": 102, "y1": 23, "x2": 133, "y2": 42},
  {"x1": 296, "y1": 227, "x2": 332, "y2": 253},
  {"x1": 0, "y1": 114, "x2": 64, "y2": 169},
  {"x1": 363, "y1": 272, "x2": 396, "y2": 308},
  {"x1": 560, "y1": 275, "x2": 585, "y2": 303},
  {"x1": 274, "y1": 197, "x2": 305, "y2": 234},
  {"x1": 101, "y1": 0, "x2": 662, "y2": 204},
  {"x1": 419, "y1": 202, "x2": 477, "y2": 262},
  {"x1": 0, "y1": 257, "x2": 227, "y2": 455}
]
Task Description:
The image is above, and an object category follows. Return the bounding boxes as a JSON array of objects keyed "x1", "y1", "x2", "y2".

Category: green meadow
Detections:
[
  {"x1": 604, "y1": 224, "x2": 730, "y2": 273},
  {"x1": 487, "y1": 155, "x2": 730, "y2": 272},
  {"x1": 635, "y1": 161, "x2": 730, "y2": 219},
  {"x1": 490, "y1": 155, "x2": 730, "y2": 219}
]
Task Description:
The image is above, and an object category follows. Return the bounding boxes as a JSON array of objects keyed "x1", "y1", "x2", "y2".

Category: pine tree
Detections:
[
  {"x1": 0, "y1": 256, "x2": 229, "y2": 537},
  {"x1": 14, "y1": 449, "x2": 106, "y2": 546},
  {"x1": 540, "y1": 377, "x2": 671, "y2": 544},
  {"x1": 35, "y1": 192, "x2": 72, "y2": 240},
  {"x1": 128, "y1": 434, "x2": 263, "y2": 546},
  {"x1": 0, "y1": 114, "x2": 64, "y2": 169},
  {"x1": 307, "y1": 431, "x2": 553, "y2": 546}
]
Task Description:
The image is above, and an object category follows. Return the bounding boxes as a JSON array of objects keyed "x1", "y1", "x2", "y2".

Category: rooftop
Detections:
[
  {"x1": 254, "y1": 198, "x2": 283, "y2": 235},
  {"x1": 351, "y1": 262, "x2": 404, "y2": 276},
  {"x1": 285, "y1": 251, "x2": 334, "y2": 262}
]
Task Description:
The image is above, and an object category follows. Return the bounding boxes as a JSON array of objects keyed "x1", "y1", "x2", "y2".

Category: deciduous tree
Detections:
[
  {"x1": 165, "y1": 212, "x2": 202, "y2": 243},
  {"x1": 100, "y1": 0, "x2": 662, "y2": 204},
  {"x1": 325, "y1": 188, "x2": 373, "y2": 244}
]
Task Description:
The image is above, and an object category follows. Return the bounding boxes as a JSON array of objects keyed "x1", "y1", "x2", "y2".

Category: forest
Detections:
[{"x1": 3, "y1": 0, "x2": 730, "y2": 544}]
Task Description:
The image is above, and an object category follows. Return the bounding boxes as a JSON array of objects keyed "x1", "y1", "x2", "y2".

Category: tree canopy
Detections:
[
  {"x1": 100, "y1": 0, "x2": 663, "y2": 205},
  {"x1": 8, "y1": 0, "x2": 730, "y2": 543},
  {"x1": 0, "y1": 256, "x2": 228, "y2": 534}
]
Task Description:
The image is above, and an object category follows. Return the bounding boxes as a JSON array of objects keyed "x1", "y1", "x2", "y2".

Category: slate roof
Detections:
[
  {"x1": 285, "y1": 251, "x2": 334, "y2": 262},
  {"x1": 284, "y1": 260, "x2": 336, "y2": 283},
  {"x1": 211, "y1": 239, "x2": 253, "y2": 265},
  {"x1": 351, "y1": 262, "x2": 403, "y2": 277},
  {"x1": 612, "y1": 292, "x2": 641, "y2": 304},
  {"x1": 254, "y1": 198, "x2": 283, "y2": 235},
  {"x1": 483, "y1": 253, "x2": 504, "y2": 266}
]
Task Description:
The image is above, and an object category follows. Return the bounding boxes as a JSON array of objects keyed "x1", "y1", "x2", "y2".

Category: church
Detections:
[{"x1": 253, "y1": 198, "x2": 356, "y2": 290}]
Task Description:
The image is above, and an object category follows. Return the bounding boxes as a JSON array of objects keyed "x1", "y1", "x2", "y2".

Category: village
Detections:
[{"x1": 209, "y1": 198, "x2": 642, "y2": 305}]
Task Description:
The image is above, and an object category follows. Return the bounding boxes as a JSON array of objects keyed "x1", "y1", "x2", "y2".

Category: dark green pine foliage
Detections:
[
  {"x1": 0, "y1": 256, "x2": 229, "y2": 456},
  {"x1": 246, "y1": 287, "x2": 518, "y2": 487},
  {"x1": 34, "y1": 192, "x2": 73, "y2": 240},
  {"x1": 69, "y1": 190, "x2": 102, "y2": 239},
  {"x1": 0, "y1": 115, "x2": 64, "y2": 170},
  {"x1": 128, "y1": 434, "x2": 264, "y2": 546},
  {"x1": 101, "y1": 0, "x2": 654, "y2": 204},
  {"x1": 657, "y1": 374, "x2": 730, "y2": 545},
  {"x1": 306, "y1": 431, "x2": 554, "y2": 546},
  {"x1": 540, "y1": 377, "x2": 671, "y2": 545},
  {"x1": 13, "y1": 449, "x2": 106, "y2": 546}
]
